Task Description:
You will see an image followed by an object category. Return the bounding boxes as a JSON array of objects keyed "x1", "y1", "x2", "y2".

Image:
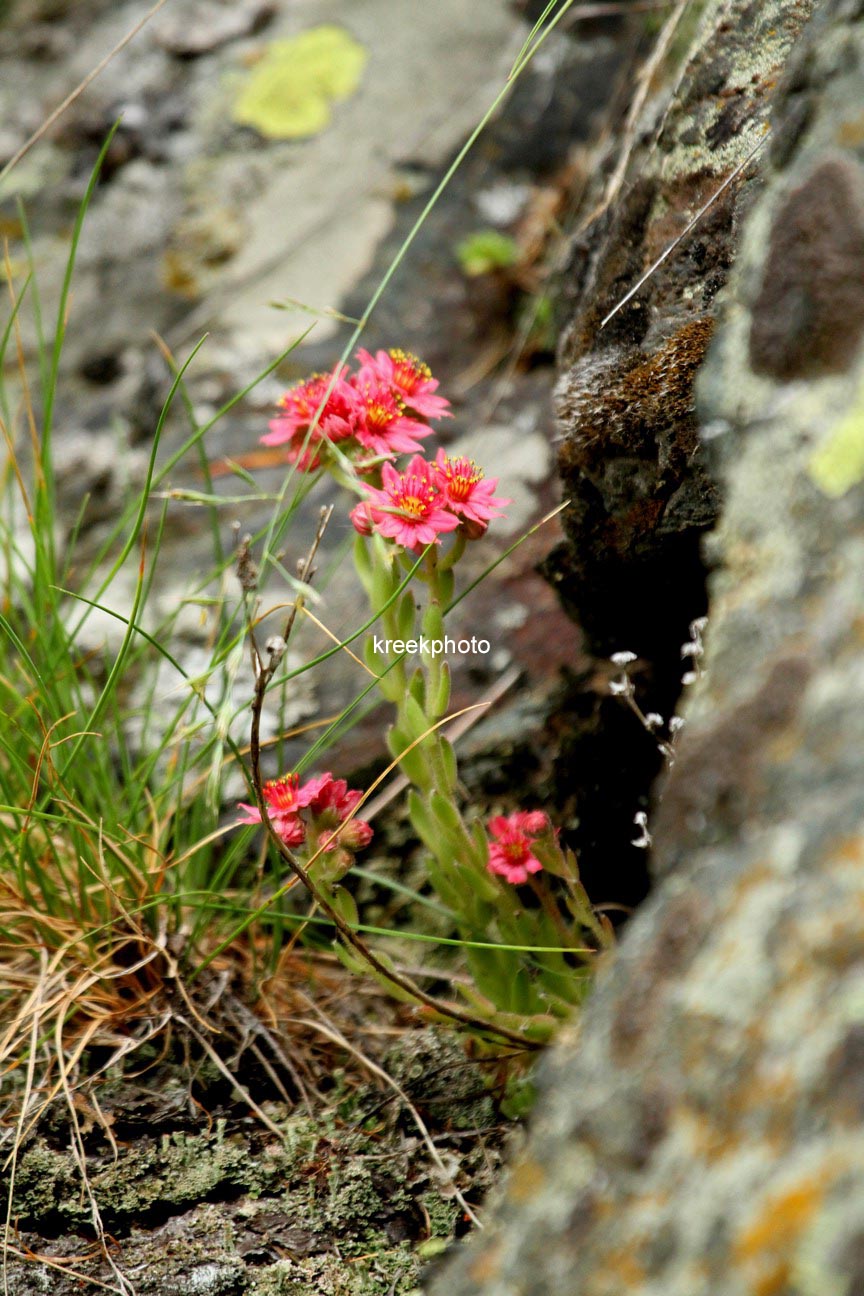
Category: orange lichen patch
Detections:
[
  {"x1": 824, "y1": 834, "x2": 864, "y2": 867},
  {"x1": 593, "y1": 1244, "x2": 648, "y2": 1291},
  {"x1": 686, "y1": 1111, "x2": 746, "y2": 1163},
  {"x1": 467, "y1": 1242, "x2": 503, "y2": 1285},
  {"x1": 734, "y1": 1172, "x2": 833, "y2": 1295},
  {"x1": 725, "y1": 862, "x2": 776, "y2": 908},
  {"x1": 808, "y1": 915, "x2": 864, "y2": 973},
  {"x1": 675, "y1": 1038, "x2": 798, "y2": 1160},
  {"x1": 727, "y1": 1072, "x2": 798, "y2": 1147},
  {"x1": 752, "y1": 1259, "x2": 793, "y2": 1296},
  {"x1": 507, "y1": 1158, "x2": 547, "y2": 1204},
  {"x1": 837, "y1": 112, "x2": 864, "y2": 148}
]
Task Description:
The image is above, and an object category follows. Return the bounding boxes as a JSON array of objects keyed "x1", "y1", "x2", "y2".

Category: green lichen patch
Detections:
[{"x1": 4, "y1": 1031, "x2": 512, "y2": 1295}]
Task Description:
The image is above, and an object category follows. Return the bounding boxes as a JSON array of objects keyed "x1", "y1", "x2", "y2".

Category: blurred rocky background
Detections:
[{"x1": 0, "y1": 0, "x2": 651, "y2": 913}]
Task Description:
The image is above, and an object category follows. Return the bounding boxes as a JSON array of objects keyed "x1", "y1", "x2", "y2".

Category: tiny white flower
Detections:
[
  {"x1": 669, "y1": 716, "x2": 685, "y2": 733},
  {"x1": 609, "y1": 678, "x2": 630, "y2": 696},
  {"x1": 611, "y1": 650, "x2": 637, "y2": 666},
  {"x1": 645, "y1": 712, "x2": 664, "y2": 729},
  {"x1": 631, "y1": 811, "x2": 652, "y2": 848}
]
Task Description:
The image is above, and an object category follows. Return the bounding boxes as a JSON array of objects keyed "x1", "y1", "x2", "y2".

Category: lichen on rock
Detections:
[
  {"x1": 4, "y1": 1032, "x2": 506, "y2": 1295},
  {"x1": 543, "y1": 0, "x2": 815, "y2": 911},
  {"x1": 430, "y1": 0, "x2": 864, "y2": 1292}
]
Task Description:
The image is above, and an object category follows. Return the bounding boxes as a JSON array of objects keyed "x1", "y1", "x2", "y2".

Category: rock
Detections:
[
  {"x1": 4, "y1": 1033, "x2": 506, "y2": 1295},
  {"x1": 540, "y1": 0, "x2": 816, "y2": 936},
  {"x1": 53, "y1": 429, "x2": 150, "y2": 526},
  {"x1": 551, "y1": 0, "x2": 815, "y2": 661},
  {"x1": 152, "y1": 0, "x2": 275, "y2": 58},
  {"x1": 430, "y1": 1, "x2": 864, "y2": 1293}
]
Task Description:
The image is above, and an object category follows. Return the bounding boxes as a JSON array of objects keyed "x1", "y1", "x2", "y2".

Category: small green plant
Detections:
[
  {"x1": 1, "y1": 2, "x2": 606, "y2": 1289},
  {"x1": 456, "y1": 229, "x2": 521, "y2": 277},
  {"x1": 1, "y1": 0, "x2": 596, "y2": 1209},
  {"x1": 225, "y1": 347, "x2": 612, "y2": 1044}
]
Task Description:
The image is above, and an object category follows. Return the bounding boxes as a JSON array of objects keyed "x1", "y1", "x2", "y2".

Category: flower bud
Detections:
[
  {"x1": 460, "y1": 517, "x2": 488, "y2": 542},
  {"x1": 350, "y1": 502, "x2": 375, "y2": 536}
]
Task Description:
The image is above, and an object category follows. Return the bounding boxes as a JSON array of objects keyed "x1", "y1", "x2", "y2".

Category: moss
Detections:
[
  {"x1": 7, "y1": 1031, "x2": 508, "y2": 1294},
  {"x1": 9, "y1": 1143, "x2": 77, "y2": 1220},
  {"x1": 11, "y1": 1116, "x2": 312, "y2": 1230},
  {"x1": 382, "y1": 1028, "x2": 496, "y2": 1132},
  {"x1": 247, "y1": 1245, "x2": 418, "y2": 1296},
  {"x1": 421, "y1": 1190, "x2": 459, "y2": 1239},
  {"x1": 322, "y1": 1161, "x2": 406, "y2": 1250}
]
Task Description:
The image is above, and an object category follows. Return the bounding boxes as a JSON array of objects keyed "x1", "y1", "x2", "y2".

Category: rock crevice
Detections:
[{"x1": 432, "y1": 0, "x2": 864, "y2": 1291}]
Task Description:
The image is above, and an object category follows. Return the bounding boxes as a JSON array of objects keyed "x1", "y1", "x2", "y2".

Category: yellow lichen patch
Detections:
[
  {"x1": 232, "y1": 26, "x2": 367, "y2": 140},
  {"x1": 809, "y1": 372, "x2": 864, "y2": 497}
]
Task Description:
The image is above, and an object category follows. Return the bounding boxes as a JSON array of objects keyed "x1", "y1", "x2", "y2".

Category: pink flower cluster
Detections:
[
  {"x1": 238, "y1": 772, "x2": 372, "y2": 857},
  {"x1": 487, "y1": 811, "x2": 551, "y2": 885},
  {"x1": 262, "y1": 348, "x2": 451, "y2": 472},
  {"x1": 350, "y1": 450, "x2": 509, "y2": 551},
  {"x1": 265, "y1": 344, "x2": 510, "y2": 550}
]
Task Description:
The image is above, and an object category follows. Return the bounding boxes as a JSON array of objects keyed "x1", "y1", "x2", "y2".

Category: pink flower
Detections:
[
  {"x1": 261, "y1": 370, "x2": 356, "y2": 470},
  {"x1": 307, "y1": 777, "x2": 373, "y2": 853},
  {"x1": 356, "y1": 348, "x2": 452, "y2": 421},
  {"x1": 238, "y1": 772, "x2": 313, "y2": 846},
  {"x1": 349, "y1": 501, "x2": 375, "y2": 536},
  {"x1": 305, "y1": 776, "x2": 359, "y2": 818},
  {"x1": 237, "y1": 772, "x2": 328, "y2": 845},
  {"x1": 350, "y1": 378, "x2": 433, "y2": 457},
  {"x1": 353, "y1": 455, "x2": 461, "y2": 549},
  {"x1": 434, "y1": 449, "x2": 511, "y2": 528},
  {"x1": 296, "y1": 772, "x2": 335, "y2": 808},
  {"x1": 237, "y1": 771, "x2": 371, "y2": 855},
  {"x1": 487, "y1": 811, "x2": 550, "y2": 885}
]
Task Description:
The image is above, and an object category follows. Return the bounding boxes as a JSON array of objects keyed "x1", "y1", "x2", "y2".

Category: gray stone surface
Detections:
[
  {"x1": 0, "y1": 0, "x2": 521, "y2": 372},
  {"x1": 431, "y1": 0, "x2": 864, "y2": 1292},
  {"x1": 1, "y1": 0, "x2": 579, "y2": 780}
]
